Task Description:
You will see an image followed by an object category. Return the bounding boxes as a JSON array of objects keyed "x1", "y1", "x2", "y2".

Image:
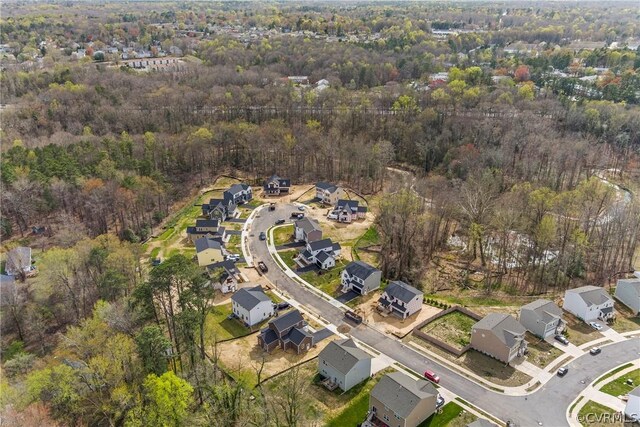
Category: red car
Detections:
[{"x1": 424, "y1": 370, "x2": 440, "y2": 384}]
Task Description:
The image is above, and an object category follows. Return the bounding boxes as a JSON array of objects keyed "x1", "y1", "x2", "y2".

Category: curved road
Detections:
[{"x1": 247, "y1": 203, "x2": 639, "y2": 426}]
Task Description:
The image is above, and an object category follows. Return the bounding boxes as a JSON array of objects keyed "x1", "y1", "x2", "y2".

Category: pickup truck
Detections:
[
  {"x1": 344, "y1": 311, "x2": 363, "y2": 325},
  {"x1": 257, "y1": 261, "x2": 268, "y2": 273}
]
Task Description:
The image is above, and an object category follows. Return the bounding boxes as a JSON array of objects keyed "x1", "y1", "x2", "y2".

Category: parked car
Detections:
[
  {"x1": 151, "y1": 258, "x2": 162, "y2": 266},
  {"x1": 297, "y1": 205, "x2": 305, "y2": 211},
  {"x1": 291, "y1": 212, "x2": 304, "y2": 219},
  {"x1": 259, "y1": 232, "x2": 266, "y2": 241},
  {"x1": 276, "y1": 302, "x2": 291, "y2": 310},
  {"x1": 424, "y1": 370, "x2": 440, "y2": 384},
  {"x1": 589, "y1": 347, "x2": 602, "y2": 355},
  {"x1": 269, "y1": 203, "x2": 276, "y2": 211},
  {"x1": 554, "y1": 335, "x2": 569, "y2": 345},
  {"x1": 589, "y1": 322, "x2": 603, "y2": 331},
  {"x1": 557, "y1": 367, "x2": 569, "y2": 377},
  {"x1": 257, "y1": 261, "x2": 268, "y2": 273},
  {"x1": 225, "y1": 254, "x2": 240, "y2": 262},
  {"x1": 275, "y1": 219, "x2": 286, "y2": 225},
  {"x1": 436, "y1": 395, "x2": 445, "y2": 408},
  {"x1": 344, "y1": 311, "x2": 363, "y2": 324}
]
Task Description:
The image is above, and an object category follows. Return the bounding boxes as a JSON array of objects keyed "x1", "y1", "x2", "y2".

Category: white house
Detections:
[
  {"x1": 614, "y1": 278, "x2": 640, "y2": 315},
  {"x1": 318, "y1": 339, "x2": 372, "y2": 392},
  {"x1": 341, "y1": 261, "x2": 381, "y2": 295},
  {"x1": 378, "y1": 281, "x2": 423, "y2": 319},
  {"x1": 562, "y1": 285, "x2": 615, "y2": 322},
  {"x1": 315, "y1": 182, "x2": 344, "y2": 205},
  {"x1": 330, "y1": 199, "x2": 367, "y2": 223},
  {"x1": 625, "y1": 386, "x2": 640, "y2": 422},
  {"x1": 231, "y1": 285, "x2": 274, "y2": 327},
  {"x1": 298, "y1": 238, "x2": 341, "y2": 270}
]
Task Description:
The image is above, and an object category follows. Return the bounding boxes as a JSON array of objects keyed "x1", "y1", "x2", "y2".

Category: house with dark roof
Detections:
[
  {"x1": 298, "y1": 238, "x2": 342, "y2": 270},
  {"x1": 202, "y1": 194, "x2": 236, "y2": 221},
  {"x1": 186, "y1": 219, "x2": 226, "y2": 243},
  {"x1": 263, "y1": 175, "x2": 291, "y2": 196},
  {"x1": 341, "y1": 261, "x2": 381, "y2": 295},
  {"x1": 519, "y1": 299, "x2": 565, "y2": 338},
  {"x1": 294, "y1": 217, "x2": 322, "y2": 243},
  {"x1": 206, "y1": 260, "x2": 240, "y2": 294},
  {"x1": 378, "y1": 281, "x2": 423, "y2": 319},
  {"x1": 258, "y1": 309, "x2": 313, "y2": 354},
  {"x1": 224, "y1": 183, "x2": 252, "y2": 205},
  {"x1": 471, "y1": 313, "x2": 528, "y2": 363},
  {"x1": 195, "y1": 237, "x2": 224, "y2": 267},
  {"x1": 318, "y1": 339, "x2": 372, "y2": 392},
  {"x1": 316, "y1": 182, "x2": 344, "y2": 205},
  {"x1": 563, "y1": 285, "x2": 615, "y2": 322},
  {"x1": 231, "y1": 285, "x2": 274, "y2": 327},
  {"x1": 614, "y1": 277, "x2": 640, "y2": 315},
  {"x1": 367, "y1": 372, "x2": 439, "y2": 427},
  {"x1": 4, "y1": 247, "x2": 33, "y2": 278},
  {"x1": 329, "y1": 199, "x2": 367, "y2": 223}
]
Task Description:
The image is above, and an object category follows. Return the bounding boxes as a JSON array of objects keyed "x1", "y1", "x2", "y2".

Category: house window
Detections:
[{"x1": 383, "y1": 415, "x2": 390, "y2": 422}]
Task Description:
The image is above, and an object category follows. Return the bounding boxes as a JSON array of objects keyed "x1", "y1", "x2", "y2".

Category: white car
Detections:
[
  {"x1": 589, "y1": 321, "x2": 603, "y2": 331},
  {"x1": 225, "y1": 254, "x2": 240, "y2": 262}
]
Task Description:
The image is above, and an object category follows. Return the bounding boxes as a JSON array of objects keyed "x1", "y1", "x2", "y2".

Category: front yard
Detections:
[
  {"x1": 563, "y1": 313, "x2": 604, "y2": 346},
  {"x1": 299, "y1": 259, "x2": 349, "y2": 296},
  {"x1": 578, "y1": 401, "x2": 622, "y2": 427},
  {"x1": 599, "y1": 368, "x2": 640, "y2": 397},
  {"x1": 525, "y1": 333, "x2": 564, "y2": 368},
  {"x1": 419, "y1": 311, "x2": 476, "y2": 350},
  {"x1": 278, "y1": 250, "x2": 299, "y2": 270},
  {"x1": 273, "y1": 224, "x2": 294, "y2": 246},
  {"x1": 418, "y1": 402, "x2": 477, "y2": 427}
]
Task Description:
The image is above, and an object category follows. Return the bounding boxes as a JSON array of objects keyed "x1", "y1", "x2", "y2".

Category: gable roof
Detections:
[
  {"x1": 370, "y1": 372, "x2": 437, "y2": 419},
  {"x1": 270, "y1": 309, "x2": 304, "y2": 333},
  {"x1": 227, "y1": 183, "x2": 250, "y2": 195},
  {"x1": 260, "y1": 327, "x2": 279, "y2": 345},
  {"x1": 265, "y1": 175, "x2": 291, "y2": 187},
  {"x1": 566, "y1": 285, "x2": 612, "y2": 306},
  {"x1": 309, "y1": 238, "x2": 334, "y2": 251},
  {"x1": 195, "y1": 219, "x2": 219, "y2": 228},
  {"x1": 316, "y1": 250, "x2": 332, "y2": 263},
  {"x1": 473, "y1": 313, "x2": 526, "y2": 348},
  {"x1": 286, "y1": 327, "x2": 313, "y2": 346},
  {"x1": 337, "y1": 199, "x2": 359, "y2": 211},
  {"x1": 316, "y1": 182, "x2": 339, "y2": 193},
  {"x1": 345, "y1": 261, "x2": 379, "y2": 280},
  {"x1": 319, "y1": 339, "x2": 371, "y2": 375},
  {"x1": 194, "y1": 237, "x2": 222, "y2": 253},
  {"x1": 231, "y1": 286, "x2": 271, "y2": 311},
  {"x1": 384, "y1": 281, "x2": 422, "y2": 303},
  {"x1": 520, "y1": 299, "x2": 563, "y2": 323},
  {"x1": 295, "y1": 217, "x2": 321, "y2": 234},
  {"x1": 617, "y1": 278, "x2": 640, "y2": 296},
  {"x1": 206, "y1": 260, "x2": 240, "y2": 276}
]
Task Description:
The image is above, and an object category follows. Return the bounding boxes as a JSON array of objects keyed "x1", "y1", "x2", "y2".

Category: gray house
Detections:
[
  {"x1": 614, "y1": 278, "x2": 640, "y2": 315},
  {"x1": 471, "y1": 313, "x2": 528, "y2": 364},
  {"x1": 263, "y1": 175, "x2": 291, "y2": 196},
  {"x1": 341, "y1": 261, "x2": 381, "y2": 295},
  {"x1": 318, "y1": 339, "x2": 372, "y2": 391},
  {"x1": 224, "y1": 183, "x2": 252, "y2": 205},
  {"x1": 368, "y1": 372, "x2": 439, "y2": 427},
  {"x1": 519, "y1": 299, "x2": 565, "y2": 339},
  {"x1": 378, "y1": 281, "x2": 423, "y2": 319},
  {"x1": 294, "y1": 217, "x2": 322, "y2": 243}
]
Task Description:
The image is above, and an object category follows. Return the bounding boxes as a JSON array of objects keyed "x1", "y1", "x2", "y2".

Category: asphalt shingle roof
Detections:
[
  {"x1": 344, "y1": 261, "x2": 379, "y2": 280},
  {"x1": 384, "y1": 281, "x2": 422, "y2": 303},
  {"x1": 195, "y1": 219, "x2": 219, "y2": 228},
  {"x1": 617, "y1": 278, "x2": 640, "y2": 296},
  {"x1": 286, "y1": 327, "x2": 313, "y2": 346},
  {"x1": 521, "y1": 299, "x2": 563, "y2": 324},
  {"x1": 566, "y1": 285, "x2": 612, "y2": 306},
  {"x1": 473, "y1": 313, "x2": 526, "y2": 348},
  {"x1": 194, "y1": 237, "x2": 222, "y2": 253},
  {"x1": 231, "y1": 286, "x2": 271, "y2": 311},
  {"x1": 319, "y1": 339, "x2": 371, "y2": 375},
  {"x1": 295, "y1": 217, "x2": 321, "y2": 234},
  {"x1": 316, "y1": 251, "x2": 332, "y2": 263},
  {"x1": 370, "y1": 372, "x2": 437, "y2": 419},
  {"x1": 309, "y1": 238, "x2": 334, "y2": 251},
  {"x1": 270, "y1": 309, "x2": 304, "y2": 334}
]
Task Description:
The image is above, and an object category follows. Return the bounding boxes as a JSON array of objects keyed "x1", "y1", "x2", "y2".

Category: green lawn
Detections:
[
  {"x1": 594, "y1": 363, "x2": 634, "y2": 386},
  {"x1": 600, "y1": 369, "x2": 640, "y2": 397},
  {"x1": 265, "y1": 291, "x2": 283, "y2": 303},
  {"x1": 299, "y1": 259, "x2": 348, "y2": 295},
  {"x1": 356, "y1": 226, "x2": 380, "y2": 247},
  {"x1": 204, "y1": 303, "x2": 249, "y2": 342},
  {"x1": 420, "y1": 311, "x2": 476, "y2": 349},
  {"x1": 150, "y1": 247, "x2": 161, "y2": 259},
  {"x1": 577, "y1": 401, "x2": 620, "y2": 426},
  {"x1": 418, "y1": 403, "x2": 476, "y2": 427},
  {"x1": 273, "y1": 225, "x2": 294, "y2": 246},
  {"x1": 158, "y1": 227, "x2": 175, "y2": 240},
  {"x1": 226, "y1": 235, "x2": 241, "y2": 252},
  {"x1": 279, "y1": 250, "x2": 299, "y2": 269},
  {"x1": 325, "y1": 388, "x2": 369, "y2": 427}
]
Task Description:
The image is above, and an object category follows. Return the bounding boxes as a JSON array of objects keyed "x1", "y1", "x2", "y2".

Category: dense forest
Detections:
[{"x1": 1, "y1": 1, "x2": 639, "y2": 426}]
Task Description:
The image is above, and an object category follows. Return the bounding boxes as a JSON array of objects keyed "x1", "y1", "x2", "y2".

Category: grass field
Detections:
[
  {"x1": 273, "y1": 225, "x2": 294, "y2": 246},
  {"x1": 600, "y1": 368, "x2": 639, "y2": 397},
  {"x1": 594, "y1": 363, "x2": 634, "y2": 386},
  {"x1": 578, "y1": 401, "x2": 622, "y2": 426},
  {"x1": 419, "y1": 311, "x2": 476, "y2": 349},
  {"x1": 279, "y1": 250, "x2": 299, "y2": 269},
  {"x1": 418, "y1": 402, "x2": 476, "y2": 427},
  {"x1": 204, "y1": 303, "x2": 249, "y2": 342},
  {"x1": 299, "y1": 259, "x2": 349, "y2": 295}
]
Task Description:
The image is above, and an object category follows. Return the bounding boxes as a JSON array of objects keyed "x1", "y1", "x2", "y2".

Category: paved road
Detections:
[{"x1": 247, "y1": 203, "x2": 640, "y2": 426}]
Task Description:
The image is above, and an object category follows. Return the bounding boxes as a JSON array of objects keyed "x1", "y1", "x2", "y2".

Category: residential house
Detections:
[
  {"x1": 231, "y1": 285, "x2": 274, "y2": 327},
  {"x1": 519, "y1": 299, "x2": 565, "y2": 339},
  {"x1": 287, "y1": 76, "x2": 309, "y2": 85},
  {"x1": 263, "y1": 175, "x2": 291, "y2": 196},
  {"x1": 341, "y1": 261, "x2": 381, "y2": 295},
  {"x1": 367, "y1": 372, "x2": 439, "y2": 427},
  {"x1": 298, "y1": 238, "x2": 341, "y2": 270},
  {"x1": 378, "y1": 281, "x2": 423, "y2": 319},
  {"x1": 186, "y1": 219, "x2": 226, "y2": 243},
  {"x1": 625, "y1": 386, "x2": 640, "y2": 422},
  {"x1": 471, "y1": 313, "x2": 528, "y2": 364},
  {"x1": 207, "y1": 260, "x2": 240, "y2": 294},
  {"x1": 224, "y1": 183, "x2": 252, "y2": 205},
  {"x1": 317, "y1": 339, "x2": 372, "y2": 392},
  {"x1": 258, "y1": 309, "x2": 313, "y2": 354},
  {"x1": 614, "y1": 278, "x2": 640, "y2": 315},
  {"x1": 4, "y1": 247, "x2": 33, "y2": 277},
  {"x1": 294, "y1": 217, "x2": 322, "y2": 243},
  {"x1": 563, "y1": 285, "x2": 615, "y2": 322},
  {"x1": 202, "y1": 194, "x2": 236, "y2": 221},
  {"x1": 330, "y1": 199, "x2": 367, "y2": 223},
  {"x1": 195, "y1": 237, "x2": 224, "y2": 267},
  {"x1": 315, "y1": 182, "x2": 344, "y2": 205}
]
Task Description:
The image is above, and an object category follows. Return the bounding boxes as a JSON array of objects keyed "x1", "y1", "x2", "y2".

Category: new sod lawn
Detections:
[
  {"x1": 577, "y1": 401, "x2": 621, "y2": 426},
  {"x1": 600, "y1": 369, "x2": 640, "y2": 397},
  {"x1": 273, "y1": 224, "x2": 294, "y2": 246},
  {"x1": 298, "y1": 259, "x2": 349, "y2": 296},
  {"x1": 418, "y1": 402, "x2": 476, "y2": 427},
  {"x1": 204, "y1": 303, "x2": 249, "y2": 342}
]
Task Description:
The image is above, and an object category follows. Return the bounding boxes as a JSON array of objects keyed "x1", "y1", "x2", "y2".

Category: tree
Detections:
[
  {"x1": 135, "y1": 325, "x2": 172, "y2": 376},
  {"x1": 268, "y1": 366, "x2": 318, "y2": 427},
  {"x1": 514, "y1": 65, "x2": 530, "y2": 82}
]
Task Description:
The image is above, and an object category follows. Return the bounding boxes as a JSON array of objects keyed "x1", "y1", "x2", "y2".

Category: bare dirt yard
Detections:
[{"x1": 419, "y1": 311, "x2": 477, "y2": 349}]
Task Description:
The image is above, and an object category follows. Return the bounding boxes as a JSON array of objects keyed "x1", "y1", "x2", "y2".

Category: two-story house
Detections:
[
  {"x1": 563, "y1": 285, "x2": 615, "y2": 322},
  {"x1": 186, "y1": 219, "x2": 226, "y2": 243},
  {"x1": 519, "y1": 299, "x2": 565, "y2": 339},
  {"x1": 318, "y1": 339, "x2": 372, "y2": 392},
  {"x1": 614, "y1": 277, "x2": 640, "y2": 315},
  {"x1": 294, "y1": 217, "x2": 323, "y2": 243},
  {"x1": 231, "y1": 285, "x2": 274, "y2": 327},
  {"x1": 316, "y1": 182, "x2": 344, "y2": 205},
  {"x1": 195, "y1": 237, "x2": 224, "y2": 267},
  {"x1": 207, "y1": 260, "x2": 240, "y2": 294},
  {"x1": 330, "y1": 199, "x2": 367, "y2": 223},
  {"x1": 298, "y1": 238, "x2": 342, "y2": 270},
  {"x1": 378, "y1": 281, "x2": 423, "y2": 319},
  {"x1": 341, "y1": 261, "x2": 381, "y2": 295},
  {"x1": 263, "y1": 175, "x2": 291, "y2": 196},
  {"x1": 202, "y1": 194, "x2": 236, "y2": 221},
  {"x1": 224, "y1": 183, "x2": 252, "y2": 205},
  {"x1": 258, "y1": 309, "x2": 313, "y2": 354},
  {"x1": 471, "y1": 313, "x2": 528, "y2": 364}
]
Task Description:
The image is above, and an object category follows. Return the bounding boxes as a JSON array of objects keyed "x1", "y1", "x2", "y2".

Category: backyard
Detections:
[
  {"x1": 278, "y1": 250, "x2": 299, "y2": 270},
  {"x1": 419, "y1": 310, "x2": 477, "y2": 350},
  {"x1": 204, "y1": 303, "x2": 250, "y2": 342},
  {"x1": 600, "y1": 368, "x2": 640, "y2": 397}
]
